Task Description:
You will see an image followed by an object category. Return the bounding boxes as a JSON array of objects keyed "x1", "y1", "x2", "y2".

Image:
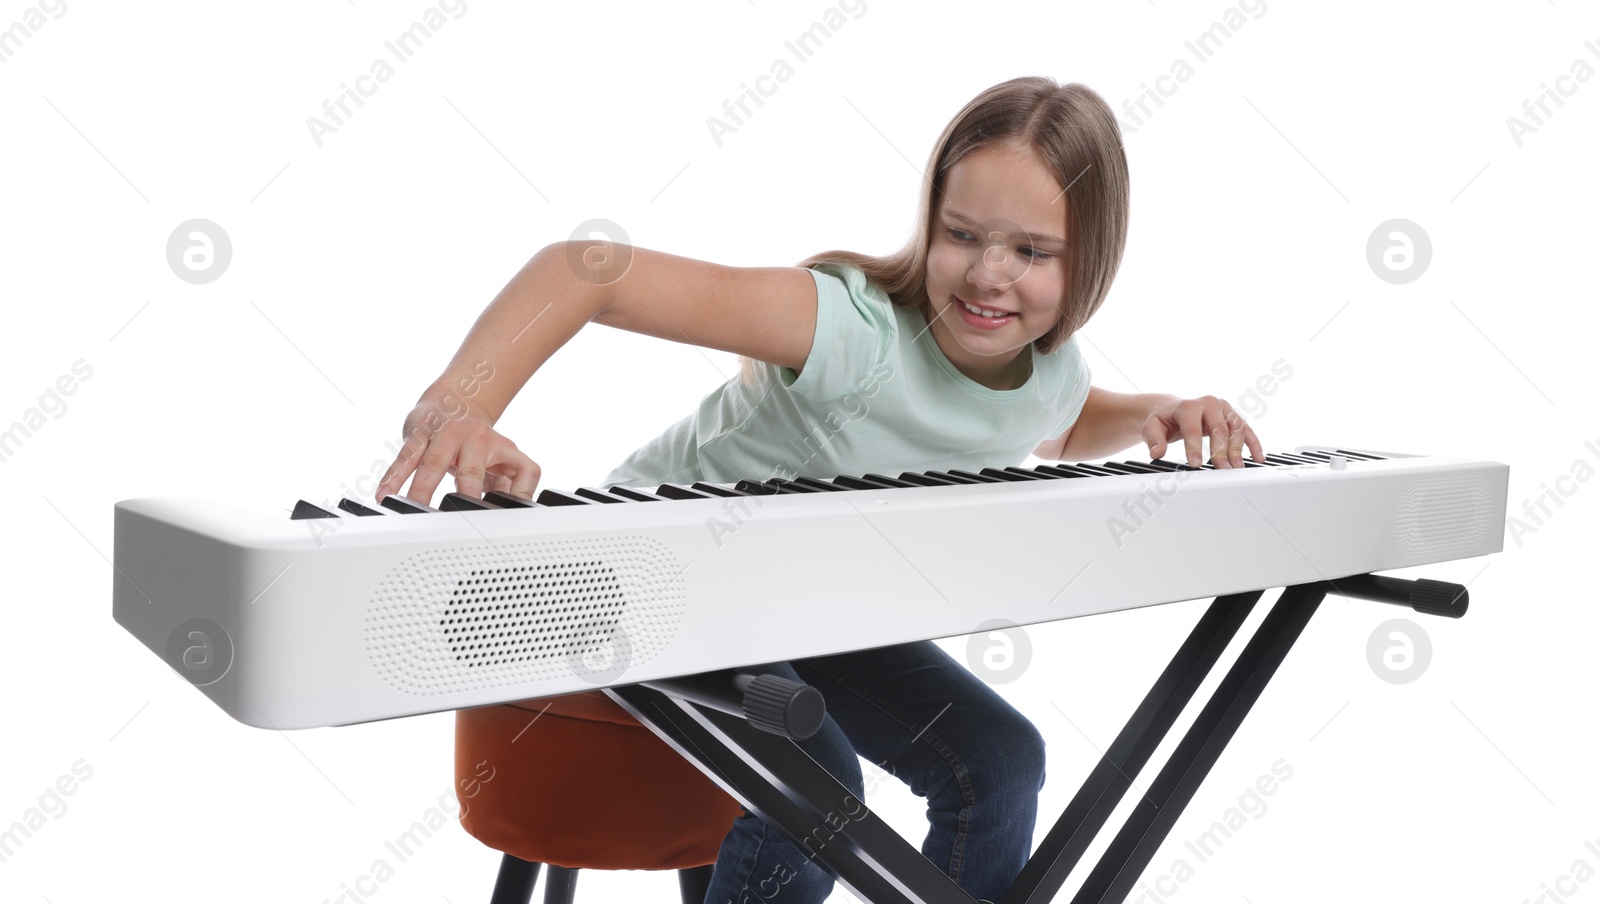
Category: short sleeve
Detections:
[
  {"x1": 780, "y1": 262, "x2": 895, "y2": 401},
  {"x1": 1049, "y1": 334, "x2": 1094, "y2": 437}
]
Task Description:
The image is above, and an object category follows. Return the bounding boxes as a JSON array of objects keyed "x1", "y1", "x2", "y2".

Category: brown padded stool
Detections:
[{"x1": 454, "y1": 691, "x2": 743, "y2": 904}]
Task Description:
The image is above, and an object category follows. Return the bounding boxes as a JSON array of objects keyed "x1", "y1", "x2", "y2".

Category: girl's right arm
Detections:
[{"x1": 376, "y1": 241, "x2": 820, "y2": 505}]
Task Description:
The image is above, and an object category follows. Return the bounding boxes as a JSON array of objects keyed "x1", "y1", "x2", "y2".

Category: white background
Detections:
[{"x1": 2, "y1": 1, "x2": 1595, "y2": 902}]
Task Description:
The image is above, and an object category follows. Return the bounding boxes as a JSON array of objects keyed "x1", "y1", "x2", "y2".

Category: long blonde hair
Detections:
[{"x1": 738, "y1": 75, "x2": 1129, "y2": 386}]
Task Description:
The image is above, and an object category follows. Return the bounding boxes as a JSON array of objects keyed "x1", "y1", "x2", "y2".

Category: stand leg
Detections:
[
  {"x1": 1067, "y1": 583, "x2": 1326, "y2": 903},
  {"x1": 998, "y1": 591, "x2": 1262, "y2": 904},
  {"x1": 606, "y1": 684, "x2": 977, "y2": 904}
]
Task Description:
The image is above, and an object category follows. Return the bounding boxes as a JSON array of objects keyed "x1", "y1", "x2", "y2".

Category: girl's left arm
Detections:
[{"x1": 1037, "y1": 386, "x2": 1264, "y2": 469}]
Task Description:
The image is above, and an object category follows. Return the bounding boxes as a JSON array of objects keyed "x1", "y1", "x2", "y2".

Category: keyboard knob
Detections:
[{"x1": 739, "y1": 673, "x2": 825, "y2": 739}]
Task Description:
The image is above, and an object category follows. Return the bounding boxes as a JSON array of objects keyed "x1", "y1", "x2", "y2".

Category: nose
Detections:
[{"x1": 967, "y1": 230, "x2": 1025, "y2": 292}]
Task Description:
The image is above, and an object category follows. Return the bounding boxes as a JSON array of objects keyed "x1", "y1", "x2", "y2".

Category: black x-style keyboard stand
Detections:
[{"x1": 605, "y1": 573, "x2": 1468, "y2": 904}]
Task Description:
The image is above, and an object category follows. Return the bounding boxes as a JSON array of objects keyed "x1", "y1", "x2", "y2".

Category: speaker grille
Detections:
[
  {"x1": 1394, "y1": 476, "x2": 1493, "y2": 559},
  {"x1": 365, "y1": 536, "x2": 685, "y2": 696}
]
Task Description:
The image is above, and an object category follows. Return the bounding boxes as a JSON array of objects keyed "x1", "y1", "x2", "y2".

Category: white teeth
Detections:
[{"x1": 961, "y1": 300, "x2": 1010, "y2": 318}]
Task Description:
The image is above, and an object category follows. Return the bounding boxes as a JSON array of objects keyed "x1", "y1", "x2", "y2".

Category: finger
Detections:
[
  {"x1": 1176, "y1": 403, "x2": 1206, "y2": 467},
  {"x1": 375, "y1": 435, "x2": 428, "y2": 501},
  {"x1": 1242, "y1": 423, "x2": 1264, "y2": 463},
  {"x1": 483, "y1": 472, "x2": 513, "y2": 494},
  {"x1": 508, "y1": 453, "x2": 542, "y2": 500},
  {"x1": 1202, "y1": 400, "x2": 1236, "y2": 468},
  {"x1": 454, "y1": 434, "x2": 490, "y2": 500},
  {"x1": 1225, "y1": 412, "x2": 1246, "y2": 468},
  {"x1": 1210, "y1": 423, "x2": 1231, "y2": 468},
  {"x1": 481, "y1": 442, "x2": 534, "y2": 500},
  {"x1": 1141, "y1": 416, "x2": 1171, "y2": 460},
  {"x1": 408, "y1": 439, "x2": 458, "y2": 507}
]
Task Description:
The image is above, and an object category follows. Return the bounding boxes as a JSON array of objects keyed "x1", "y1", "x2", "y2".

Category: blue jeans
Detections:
[{"x1": 702, "y1": 640, "x2": 1047, "y2": 904}]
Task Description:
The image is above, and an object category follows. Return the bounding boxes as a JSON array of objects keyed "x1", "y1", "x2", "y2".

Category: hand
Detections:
[
  {"x1": 1140, "y1": 395, "x2": 1263, "y2": 469},
  {"x1": 375, "y1": 400, "x2": 541, "y2": 505}
]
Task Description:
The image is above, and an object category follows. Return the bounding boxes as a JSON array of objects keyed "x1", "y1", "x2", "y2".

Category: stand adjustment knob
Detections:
[{"x1": 739, "y1": 673, "x2": 825, "y2": 739}]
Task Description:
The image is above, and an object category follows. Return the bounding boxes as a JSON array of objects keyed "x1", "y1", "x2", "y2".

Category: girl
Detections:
[{"x1": 376, "y1": 76, "x2": 1263, "y2": 904}]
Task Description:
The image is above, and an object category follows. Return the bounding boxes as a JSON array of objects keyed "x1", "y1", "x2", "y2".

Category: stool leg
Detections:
[
  {"x1": 542, "y1": 866, "x2": 578, "y2": 904},
  {"x1": 489, "y1": 854, "x2": 540, "y2": 904},
  {"x1": 677, "y1": 864, "x2": 713, "y2": 904}
]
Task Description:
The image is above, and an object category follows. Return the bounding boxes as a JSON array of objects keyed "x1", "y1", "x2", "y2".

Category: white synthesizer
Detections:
[{"x1": 111, "y1": 446, "x2": 1508, "y2": 730}]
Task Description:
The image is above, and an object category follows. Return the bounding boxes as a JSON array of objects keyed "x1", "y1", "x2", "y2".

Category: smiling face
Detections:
[{"x1": 923, "y1": 140, "x2": 1071, "y2": 390}]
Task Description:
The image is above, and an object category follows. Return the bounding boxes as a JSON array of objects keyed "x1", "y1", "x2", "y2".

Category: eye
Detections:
[{"x1": 947, "y1": 228, "x2": 1052, "y2": 262}]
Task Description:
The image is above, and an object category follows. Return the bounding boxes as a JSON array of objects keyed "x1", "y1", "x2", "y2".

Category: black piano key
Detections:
[
  {"x1": 921, "y1": 471, "x2": 980, "y2": 484},
  {"x1": 733, "y1": 480, "x2": 778, "y2": 495},
  {"x1": 980, "y1": 467, "x2": 1043, "y2": 481},
  {"x1": 1264, "y1": 454, "x2": 1309, "y2": 466},
  {"x1": 767, "y1": 479, "x2": 818, "y2": 494},
  {"x1": 944, "y1": 470, "x2": 1003, "y2": 483},
  {"x1": 291, "y1": 499, "x2": 340, "y2": 520},
  {"x1": 440, "y1": 492, "x2": 495, "y2": 512},
  {"x1": 607, "y1": 485, "x2": 665, "y2": 502},
  {"x1": 1139, "y1": 460, "x2": 1207, "y2": 472},
  {"x1": 1272, "y1": 453, "x2": 1320, "y2": 464},
  {"x1": 1115, "y1": 461, "x2": 1169, "y2": 474},
  {"x1": 536, "y1": 489, "x2": 595, "y2": 506},
  {"x1": 337, "y1": 498, "x2": 385, "y2": 516},
  {"x1": 574, "y1": 487, "x2": 629, "y2": 503},
  {"x1": 1142, "y1": 458, "x2": 1239, "y2": 470},
  {"x1": 1096, "y1": 462, "x2": 1152, "y2": 475},
  {"x1": 1033, "y1": 464, "x2": 1089, "y2": 478},
  {"x1": 483, "y1": 490, "x2": 537, "y2": 508},
  {"x1": 695, "y1": 481, "x2": 749, "y2": 497},
  {"x1": 656, "y1": 483, "x2": 714, "y2": 500},
  {"x1": 380, "y1": 494, "x2": 439, "y2": 514},
  {"x1": 899, "y1": 471, "x2": 962, "y2": 486},
  {"x1": 1152, "y1": 457, "x2": 1209, "y2": 473},
  {"x1": 1002, "y1": 466, "x2": 1057, "y2": 480},
  {"x1": 861, "y1": 473, "x2": 917, "y2": 488},
  {"x1": 1063, "y1": 463, "x2": 1121, "y2": 476},
  {"x1": 834, "y1": 474, "x2": 898, "y2": 490},
  {"x1": 1296, "y1": 450, "x2": 1333, "y2": 461},
  {"x1": 791, "y1": 476, "x2": 847, "y2": 492},
  {"x1": 1139, "y1": 457, "x2": 1190, "y2": 473},
  {"x1": 1045, "y1": 462, "x2": 1099, "y2": 475},
  {"x1": 1333, "y1": 448, "x2": 1386, "y2": 460}
]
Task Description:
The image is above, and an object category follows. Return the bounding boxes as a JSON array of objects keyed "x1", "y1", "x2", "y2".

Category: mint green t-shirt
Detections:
[{"x1": 600, "y1": 261, "x2": 1092, "y2": 488}]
